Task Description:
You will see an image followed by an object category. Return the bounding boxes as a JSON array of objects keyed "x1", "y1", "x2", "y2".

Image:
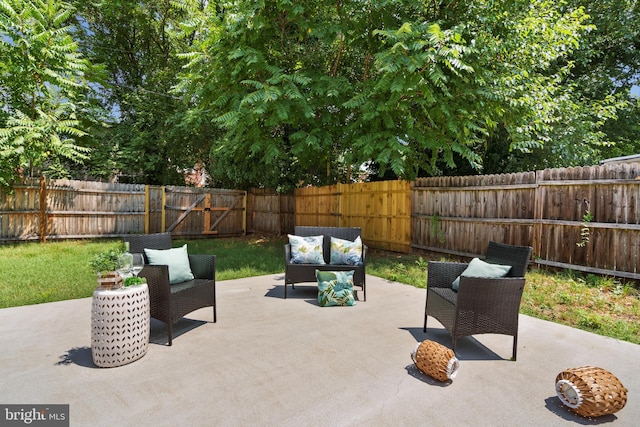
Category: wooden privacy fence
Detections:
[
  {"x1": 0, "y1": 179, "x2": 247, "y2": 241},
  {"x1": 412, "y1": 162, "x2": 640, "y2": 280},
  {"x1": 533, "y1": 165, "x2": 640, "y2": 278},
  {"x1": 246, "y1": 188, "x2": 294, "y2": 235},
  {"x1": 412, "y1": 172, "x2": 536, "y2": 257},
  {"x1": 3, "y1": 161, "x2": 640, "y2": 280},
  {"x1": 295, "y1": 180, "x2": 411, "y2": 253},
  {"x1": 295, "y1": 163, "x2": 640, "y2": 280}
]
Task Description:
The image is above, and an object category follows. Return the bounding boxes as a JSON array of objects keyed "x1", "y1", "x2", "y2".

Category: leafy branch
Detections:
[
  {"x1": 576, "y1": 210, "x2": 593, "y2": 247},
  {"x1": 429, "y1": 214, "x2": 446, "y2": 244}
]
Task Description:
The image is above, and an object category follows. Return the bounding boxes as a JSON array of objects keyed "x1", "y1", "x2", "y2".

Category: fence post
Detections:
[
  {"x1": 144, "y1": 185, "x2": 149, "y2": 234},
  {"x1": 38, "y1": 176, "x2": 47, "y2": 243},
  {"x1": 161, "y1": 186, "x2": 166, "y2": 232},
  {"x1": 242, "y1": 191, "x2": 247, "y2": 235},
  {"x1": 532, "y1": 171, "x2": 543, "y2": 260}
]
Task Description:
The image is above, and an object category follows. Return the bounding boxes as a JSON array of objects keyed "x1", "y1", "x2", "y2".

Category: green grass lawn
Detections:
[{"x1": 1, "y1": 234, "x2": 638, "y2": 344}]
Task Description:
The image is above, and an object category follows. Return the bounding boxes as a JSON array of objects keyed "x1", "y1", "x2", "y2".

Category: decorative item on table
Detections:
[
  {"x1": 131, "y1": 252, "x2": 144, "y2": 277},
  {"x1": 96, "y1": 271, "x2": 123, "y2": 290},
  {"x1": 124, "y1": 276, "x2": 147, "y2": 287},
  {"x1": 555, "y1": 366, "x2": 627, "y2": 417},
  {"x1": 117, "y1": 242, "x2": 134, "y2": 279},
  {"x1": 89, "y1": 244, "x2": 126, "y2": 290},
  {"x1": 411, "y1": 340, "x2": 459, "y2": 382}
]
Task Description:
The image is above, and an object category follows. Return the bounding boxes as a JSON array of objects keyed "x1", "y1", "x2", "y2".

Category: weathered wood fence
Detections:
[
  {"x1": 2, "y1": 161, "x2": 640, "y2": 279},
  {"x1": 0, "y1": 179, "x2": 248, "y2": 240},
  {"x1": 293, "y1": 163, "x2": 640, "y2": 280},
  {"x1": 246, "y1": 188, "x2": 295, "y2": 235}
]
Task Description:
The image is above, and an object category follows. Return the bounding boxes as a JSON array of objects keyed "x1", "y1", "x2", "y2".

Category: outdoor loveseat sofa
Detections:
[
  {"x1": 123, "y1": 232, "x2": 216, "y2": 346},
  {"x1": 423, "y1": 241, "x2": 532, "y2": 360},
  {"x1": 284, "y1": 226, "x2": 367, "y2": 300}
]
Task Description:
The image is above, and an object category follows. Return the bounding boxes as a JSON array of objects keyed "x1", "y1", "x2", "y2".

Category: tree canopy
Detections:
[
  {"x1": 71, "y1": 0, "x2": 214, "y2": 185},
  {"x1": 175, "y1": 0, "x2": 633, "y2": 189},
  {"x1": 0, "y1": 0, "x2": 95, "y2": 186},
  {"x1": 1, "y1": 0, "x2": 638, "y2": 190}
]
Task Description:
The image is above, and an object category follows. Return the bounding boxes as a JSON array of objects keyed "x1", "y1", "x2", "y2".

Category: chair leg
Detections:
[
  {"x1": 512, "y1": 335, "x2": 518, "y2": 361},
  {"x1": 284, "y1": 283, "x2": 288, "y2": 299},
  {"x1": 423, "y1": 291, "x2": 429, "y2": 332},
  {"x1": 167, "y1": 322, "x2": 173, "y2": 346}
]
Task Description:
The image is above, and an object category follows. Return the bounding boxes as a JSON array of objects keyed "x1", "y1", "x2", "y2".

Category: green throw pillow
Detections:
[
  {"x1": 144, "y1": 244, "x2": 194, "y2": 285},
  {"x1": 316, "y1": 270, "x2": 355, "y2": 307},
  {"x1": 329, "y1": 236, "x2": 363, "y2": 266},
  {"x1": 452, "y1": 257, "x2": 512, "y2": 291},
  {"x1": 288, "y1": 234, "x2": 325, "y2": 264}
]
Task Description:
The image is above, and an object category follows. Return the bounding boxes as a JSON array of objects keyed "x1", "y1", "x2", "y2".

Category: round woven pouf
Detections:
[
  {"x1": 411, "y1": 340, "x2": 459, "y2": 382},
  {"x1": 555, "y1": 366, "x2": 627, "y2": 417}
]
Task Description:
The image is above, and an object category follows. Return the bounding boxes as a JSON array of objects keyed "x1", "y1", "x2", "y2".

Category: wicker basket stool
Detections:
[
  {"x1": 555, "y1": 366, "x2": 627, "y2": 417},
  {"x1": 411, "y1": 340, "x2": 459, "y2": 382}
]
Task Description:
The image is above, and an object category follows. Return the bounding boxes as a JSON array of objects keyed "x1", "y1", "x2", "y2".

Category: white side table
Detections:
[{"x1": 91, "y1": 283, "x2": 150, "y2": 367}]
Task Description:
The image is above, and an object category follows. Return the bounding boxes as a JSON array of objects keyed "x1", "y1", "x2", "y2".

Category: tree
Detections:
[
  {"x1": 73, "y1": 0, "x2": 213, "y2": 185},
  {"x1": 566, "y1": 0, "x2": 640, "y2": 162},
  {"x1": 175, "y1": 0, "x2": 616, "y2": 190},
  {"x1": 0, "y1": 0, "x2": 95, "y2": 187}
]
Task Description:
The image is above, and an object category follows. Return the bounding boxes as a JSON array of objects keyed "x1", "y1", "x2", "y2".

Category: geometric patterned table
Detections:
[{"x1": 91, "y1": 283, "x2": 150, "y2": 368}]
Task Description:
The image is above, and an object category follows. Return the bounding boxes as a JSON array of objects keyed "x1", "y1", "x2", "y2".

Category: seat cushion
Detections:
[
  {"x1": 144, "y1": 244, "x2": 195, "y2": 284},
  {"x1": 169, "y1": 278, "x2": 209, "y2": 294},
  {"x1": 431, "y1": 287, "x2": 458, "y2": 305}
]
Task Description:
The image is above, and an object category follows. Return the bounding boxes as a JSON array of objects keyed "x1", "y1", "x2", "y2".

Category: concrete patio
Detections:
[{"x1": 0, "y1": 274, "x2": 637, "y2": 426}]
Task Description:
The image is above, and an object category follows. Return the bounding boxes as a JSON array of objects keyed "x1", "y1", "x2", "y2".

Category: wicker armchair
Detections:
[
  {"x1": 284, "y1": 226, "x2": 367, "y2": 300},
  {"x1": 123, "y1": 233, "x2": 216, "y2": 346},
  {"x1": 423, "y1": 241, "x2": 532, "y2": 360}
]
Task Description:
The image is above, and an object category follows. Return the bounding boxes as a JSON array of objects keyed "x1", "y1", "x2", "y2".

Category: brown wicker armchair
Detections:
[
  {"x1": 423, "y1": 241, "x2": 532, "y2": 360},
  {"x1": 123, "y1": 233, "x2": 216, "y2": 346}
]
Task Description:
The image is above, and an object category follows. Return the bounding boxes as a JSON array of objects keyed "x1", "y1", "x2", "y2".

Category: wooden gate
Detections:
[{"x1": 146, "y1": 186, "x2": 246, "y2": 237}]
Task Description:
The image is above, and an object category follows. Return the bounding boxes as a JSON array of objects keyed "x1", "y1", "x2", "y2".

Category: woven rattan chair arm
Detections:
[
  {"x1": 427, "y1": 261, "x2": 468, "y2": 288},
  {"x1": 188, "y1": 254, "x2": 216, "y2": 280},
  {"x1": 284, "y1": 243, "x2": 292, "y2": 264},
  {"x1": 138, "y1": 264, "x2": 171, "y2": 299}
]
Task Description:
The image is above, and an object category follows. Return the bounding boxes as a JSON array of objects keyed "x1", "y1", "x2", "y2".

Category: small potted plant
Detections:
[
  {"x1": 123, "y1": 276, "x2": 147, "y2": 287},
  {"x1": 89, "y1": 248, "x2": 124, "y2": 289}
]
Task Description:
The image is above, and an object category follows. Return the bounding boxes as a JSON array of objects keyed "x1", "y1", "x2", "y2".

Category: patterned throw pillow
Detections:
[
  {"x1": 316, "y1": 270, "x2": 355, "y2": 306},
  {"x1": 329, "y1": 236, "x2": 363, "y2": 266},
  {"x1": 288, "y1": 234, "x2": 325, "y2": 264}
]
